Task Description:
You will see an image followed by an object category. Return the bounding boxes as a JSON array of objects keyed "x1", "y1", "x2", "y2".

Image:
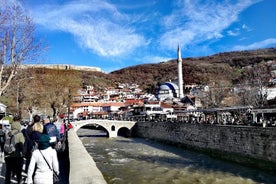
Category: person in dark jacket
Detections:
[
  {"x1": 22, "y1": 115, "x2": 43, "y2": 173},
  {"x1": 0, "y1": 124, "x2": 5, "y2": 158},
  {"x1": 4, "y1": 115, "x2": 25, "y2": 184},
  {"x1": 43, "y1": 117, "x2": 60, "y2": 148}
]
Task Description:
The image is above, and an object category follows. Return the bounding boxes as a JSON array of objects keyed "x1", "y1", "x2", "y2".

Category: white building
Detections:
[{"x1": 0, "y1": 103, "x2": 7, "y2": 113}]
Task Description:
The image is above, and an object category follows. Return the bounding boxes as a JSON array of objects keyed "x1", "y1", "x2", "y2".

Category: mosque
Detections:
[{"x1": 157, "y1": 44, "x2": 185, "y2": 102}]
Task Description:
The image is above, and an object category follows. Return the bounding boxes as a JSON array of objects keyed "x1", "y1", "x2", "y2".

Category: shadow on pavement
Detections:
[{"x1": 57, "y1": 138, "x2": 69, "y2": 184}]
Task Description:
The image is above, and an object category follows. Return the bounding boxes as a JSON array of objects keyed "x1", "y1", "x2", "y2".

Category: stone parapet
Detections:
[
  {"x1": 68, "y1": 130, "x2": 107, "y2": 184},
  {"x1": 133, "y1": 122, "x2": 276, "y2": 171}
]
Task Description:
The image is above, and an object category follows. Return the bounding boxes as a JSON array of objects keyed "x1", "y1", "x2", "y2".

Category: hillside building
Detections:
[{"x1": 0, "y1": 103, "x2": 7, "y2": 113}]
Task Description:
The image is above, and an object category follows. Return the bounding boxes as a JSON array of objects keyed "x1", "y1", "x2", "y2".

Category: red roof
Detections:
[
  {"x1": 92, "y1": 111, "x2": 108, "y2": 115},
  {"x1": 125, "y1": 99, "x2": 144, "y2": 105},
  {"x1": 71, "y1": 102, "x2": 125, "y2": 108},
  {"x1": 160, "y1": 102, "x2": 173, "y2": 108}
]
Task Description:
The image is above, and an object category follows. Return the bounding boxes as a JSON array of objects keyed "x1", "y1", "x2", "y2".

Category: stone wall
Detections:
[
  {"x1": 68, "y1": 130, "x2": 107, "y2": 184},
  {"x1": 132, "y1": 122, "x2": 276, "y2": 171}
]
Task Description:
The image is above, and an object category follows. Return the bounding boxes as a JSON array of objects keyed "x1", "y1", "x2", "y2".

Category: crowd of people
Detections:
[{"x1": 0, "y1": 114, "x2": 68, "y2": 184}]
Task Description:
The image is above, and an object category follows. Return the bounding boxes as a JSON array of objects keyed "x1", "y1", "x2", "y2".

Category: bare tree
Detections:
[
  {"x1": 0, "y1": 67, "x2": 81, "y2": 120},
  {"x1": 200, "y1": 78, "x2": 233, "y2": 108},
  {"x1": 18, "y1": 68, "x2": 45, "y2": 119},
  {"x1": 38, "y1": 68, "x2": 82, "y2": 119},
  {"x1": 1, "y1": 68, "x2": 42, "y2": 120},
  {"x1": 238, "y1": 61, "x2": 272, "y2": 107},
  {"x1": 0, "y1": 0, "x2": 41, "y2": 96}
]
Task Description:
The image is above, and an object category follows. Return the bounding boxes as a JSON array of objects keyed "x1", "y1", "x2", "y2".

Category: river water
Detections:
[{"x1": 77, "y1": 128, "x2": 276, "y2": 184}]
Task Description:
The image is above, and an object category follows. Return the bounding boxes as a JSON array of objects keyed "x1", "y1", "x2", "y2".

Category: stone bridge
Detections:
[{"x1": 71, "y1": 119, "x2": 137, "y2": 138}]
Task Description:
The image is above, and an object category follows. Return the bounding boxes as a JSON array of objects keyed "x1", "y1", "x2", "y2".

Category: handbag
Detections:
[
  {"x1": 55, "y1": 141, "x2": 66, "y2": 153},
  {"x1": 53, "y1": 171, "x2": 59, "y2": 184},
  {"x1": 39, "y1": 150, "x2": 59, "y2": 184}
]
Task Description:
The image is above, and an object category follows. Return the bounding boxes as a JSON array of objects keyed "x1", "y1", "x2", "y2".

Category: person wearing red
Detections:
[{"x1": 67, "y1": 122, "x2": 73, "y2": 130}]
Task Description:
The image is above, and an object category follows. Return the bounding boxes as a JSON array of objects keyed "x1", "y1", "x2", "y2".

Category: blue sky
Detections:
[{"x1": 21, "y1": 0, "x2": 276, "y2": 73}]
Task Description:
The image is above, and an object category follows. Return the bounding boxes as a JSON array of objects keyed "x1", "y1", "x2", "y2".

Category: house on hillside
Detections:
[
  {"x1": 160, "y1": 102, "x2": 174, "y2": 113},
  {"x1": 124, "y1": 99, "x2": 144, "y2": 107},
  {"x1": 70, "y1": 101, "x2": 126, "y2": 120},
  {"x1": 102, "y1": 102, "x2": 125, "y2": 112},
  {"x1": 102, "y1": 102, "x2": 125, "y2": 120},
  {"x1": 0, "y1": 103, "x2": 7, "y2": 113},
  {"x1": 73, "y1": 87, "x2": 100, "y2": 103}
]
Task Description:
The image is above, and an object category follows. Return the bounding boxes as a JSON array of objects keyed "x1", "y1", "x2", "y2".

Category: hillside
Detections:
[
  {"x1": 3, "y1": 48, "x2": 276, "y2": 115},
  {"x1": 17, "y1": 48, "x2": 276, "y2": 94},
  {"x1": 109, "y1": 48, "x2": 276, "y2": 93}
]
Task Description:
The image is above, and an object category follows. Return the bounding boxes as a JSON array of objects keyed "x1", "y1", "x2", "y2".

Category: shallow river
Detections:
[{"x1": 77, "y1": 128, "x2": 276, "y2": 184}]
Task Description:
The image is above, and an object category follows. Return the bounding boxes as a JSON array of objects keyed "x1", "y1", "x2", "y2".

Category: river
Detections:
[{"x1": 77, "y1": 128, "x2": 276, "y2": 184}]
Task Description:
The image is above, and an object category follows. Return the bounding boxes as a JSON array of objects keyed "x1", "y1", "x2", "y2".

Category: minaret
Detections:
[{"x1": 177, "y1": 44, "x2": 184, "y2": 99}]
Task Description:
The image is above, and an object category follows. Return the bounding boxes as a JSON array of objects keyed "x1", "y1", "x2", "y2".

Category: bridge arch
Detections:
[
  {"x1": 117, "y1": 127, "x2": 131, "y2": 137},
  {"x1": 72, "y1": 119, "x2": 136, "y2": 138}
]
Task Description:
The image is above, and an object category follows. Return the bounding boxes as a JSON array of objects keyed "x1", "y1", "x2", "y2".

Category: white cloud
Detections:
[
  {"x1": 160, "y1": 0, "x2": 260, "y2": 50},
  {"x1": 232, "y1": 38, "x2": 276, "y2": 51},
  {"x1": 29, "y1": 0, "x2": 147, "y2": 57},
  {"x1": 242, "y1": 24, "x2": 247, "y2": 29},
  {"x1": 25, "y1": 0, "x2": 265, "y2": 61},
  {"x1": 227, "y1": 30, "x2": 239, "y2": 36},
  {"x1": 227, "y1": 24, "x2": 252, "y2": 37},
  {"x1": 242, "y1": 24, "x2": 252, "y2": 31}
]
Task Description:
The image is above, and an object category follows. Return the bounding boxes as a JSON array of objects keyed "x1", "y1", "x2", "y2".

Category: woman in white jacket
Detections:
[{"x1": 27, "y1": 134, "x2": 59, "y2": 184}]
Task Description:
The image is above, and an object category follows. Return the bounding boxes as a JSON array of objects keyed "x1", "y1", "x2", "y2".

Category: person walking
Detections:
[
  {"x1": 26, "y1": 134, "x2": 59, "y2": 184},
  {"x1": 59, "y1": 120, "x2": 65, "y2": 141},
  {"x1": 31, "y1": 115, "x2": 44, "y2": 143},
  {"x1": 4, "y1": 115, "x2": 25, "y2": 184},
  {"x1": 43, "y1": 117, "x2": 60, "y2": 149},
  {"x1": 22, "y1": 115, "x2": 44, "y2": 173},
  {"x1": 0, "y1": 124, "x2": 5, "y2": 160}
]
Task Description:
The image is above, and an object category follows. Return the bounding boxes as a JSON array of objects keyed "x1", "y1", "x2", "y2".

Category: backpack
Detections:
[
  {"x1": 22, "y1": 127, "x2": 38, "y2": 158},
  {"x1": 4, "y1": 131, "x2": 18, "y2": 155}
]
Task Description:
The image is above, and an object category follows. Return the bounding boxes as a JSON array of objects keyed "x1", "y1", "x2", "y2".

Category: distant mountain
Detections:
[{"x1": 109, "y1": 48, "x2": 276, "y2": 93}]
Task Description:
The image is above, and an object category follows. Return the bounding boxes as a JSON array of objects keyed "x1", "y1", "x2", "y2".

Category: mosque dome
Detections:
[
  {"x1": 159, "y1": 82, "x2": 179, "y2": 91},
  {"x1": 157, "y1": 82, "x2": 179, "y2": 101}
]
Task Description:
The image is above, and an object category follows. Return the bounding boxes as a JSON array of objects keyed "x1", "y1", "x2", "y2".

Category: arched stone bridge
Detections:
[{"x1": 71, "y1": 119, "x2": 137, "y2": 138}]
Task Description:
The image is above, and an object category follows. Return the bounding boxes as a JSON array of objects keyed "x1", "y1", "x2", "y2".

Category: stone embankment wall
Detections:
[
  {"x1": 68, "y1": 130, "x2": 107, "y2": 184},
  {"x1": 133, "y1": 122, "x2": 276, "y2": 171}
]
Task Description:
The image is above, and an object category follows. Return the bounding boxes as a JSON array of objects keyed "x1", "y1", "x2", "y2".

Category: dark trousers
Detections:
[
  {"x1": 5, "y1": 156, "x2": 23, "y2": 184},
  {"x1": 24, "y1": 155, "x2": 31, "y2": 173},
  {"x1": 0, "y1": 142, "x2": 4, "y2": 152}
]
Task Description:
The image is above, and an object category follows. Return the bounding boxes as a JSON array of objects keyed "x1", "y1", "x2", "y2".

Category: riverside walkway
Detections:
[
  {"x1": 0, "y1": 146, "x2": 69, "y2": 184},
  {"x1": 0, "y1": 128, "x2": 106, "y2": 184}
]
